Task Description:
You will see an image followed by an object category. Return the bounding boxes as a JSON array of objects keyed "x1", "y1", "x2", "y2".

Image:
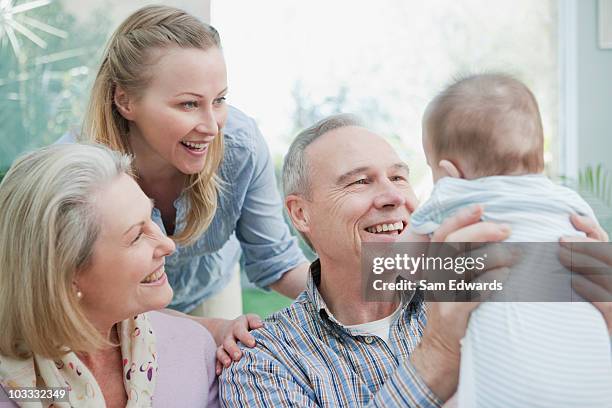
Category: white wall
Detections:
[
  {"x1": 577, "y1": 0, "x2": 612, "y2": 170},
  {"x1": 562, "y1": 0, "x2": 612, "y2": 175}
]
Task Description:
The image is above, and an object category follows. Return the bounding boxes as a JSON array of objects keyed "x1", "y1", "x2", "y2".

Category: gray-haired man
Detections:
[{"x1": 219, "y1": 114, "x2": 609, "y2": 407}]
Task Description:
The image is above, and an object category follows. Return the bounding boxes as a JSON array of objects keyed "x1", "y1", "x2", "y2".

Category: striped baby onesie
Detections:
[{"x1": 410, "y1": 174, "x2": 612, "y2": 408}]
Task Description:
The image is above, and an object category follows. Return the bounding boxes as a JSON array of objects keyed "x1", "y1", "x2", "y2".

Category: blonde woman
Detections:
[
  {"x1": 0, "y1": 144, "x2": 218, "y2": 407},
  {"x1": 76, "y1": 5, "x2": 310, "y2": 369}
]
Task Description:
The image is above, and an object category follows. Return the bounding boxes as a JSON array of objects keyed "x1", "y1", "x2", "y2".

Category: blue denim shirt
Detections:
[{"x1": 59, "y1": 106, "x2": 306, "y2": 313}]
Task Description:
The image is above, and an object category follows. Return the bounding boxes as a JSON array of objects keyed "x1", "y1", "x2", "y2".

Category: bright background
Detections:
[{"x1": 1, "y1": 0, "x2": 611, "y2": 316}]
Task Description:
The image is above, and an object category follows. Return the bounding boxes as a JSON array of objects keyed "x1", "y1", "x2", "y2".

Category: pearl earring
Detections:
[{"x1": 76, "y1": 290, "x2": 83, "y2": 299}]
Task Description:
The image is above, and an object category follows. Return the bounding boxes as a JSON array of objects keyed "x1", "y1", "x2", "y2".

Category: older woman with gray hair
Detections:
[{"x1": 0, "y1": 144, "x2": 218, "y2": 407}]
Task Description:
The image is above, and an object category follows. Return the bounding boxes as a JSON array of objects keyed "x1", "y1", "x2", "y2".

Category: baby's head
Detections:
[{"x1": 423, "y1": 73, "x2": 544, "y2": 181}]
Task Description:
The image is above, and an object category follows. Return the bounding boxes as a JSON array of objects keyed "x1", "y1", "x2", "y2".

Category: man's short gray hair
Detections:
[{"x1": 282, "y1": 113, "x2": 363, "y2": 198}]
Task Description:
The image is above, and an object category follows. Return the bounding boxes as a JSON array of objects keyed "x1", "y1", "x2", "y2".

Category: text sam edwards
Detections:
[{"x1": 372, "y1": 279, "x2": 503, "y2": 291}]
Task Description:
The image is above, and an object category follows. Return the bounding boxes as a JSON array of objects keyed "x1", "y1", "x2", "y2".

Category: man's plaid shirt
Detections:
[{"x1": 220, "y1": 260, "x2": 442, "y2": 407}]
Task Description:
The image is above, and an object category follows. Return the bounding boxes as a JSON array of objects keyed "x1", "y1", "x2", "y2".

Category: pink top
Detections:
[{"x1": 0, "y1": 311, "x2": 219, "y2": 407}]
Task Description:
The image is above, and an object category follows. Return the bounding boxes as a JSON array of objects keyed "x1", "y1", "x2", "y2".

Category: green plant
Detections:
[
  {"x1": 579, "y1": 164, "x2": 612, "y2": 206},
  {"x1": 0, "y1": 1, "x2": 110, "y2": 171},
  {"x1": 574, "y1": 164, "x2": 612, "y2": 234}
]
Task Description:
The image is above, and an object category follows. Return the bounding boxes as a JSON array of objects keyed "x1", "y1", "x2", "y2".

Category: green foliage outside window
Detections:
[
  {"x1": 0, "y1": 0, "x2": 110, "y2": 169},
  {"x1": 576, "y1": 164, "x2": 612, "y2": 234}
]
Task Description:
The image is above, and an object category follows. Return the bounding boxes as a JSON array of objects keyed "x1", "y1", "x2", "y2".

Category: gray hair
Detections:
[
  {"x1": 0, "y1": 143, "x2": 132, "y2": 359},
  {"x1": 282, "y1": 113, "x2": 363, "y2": 198}
]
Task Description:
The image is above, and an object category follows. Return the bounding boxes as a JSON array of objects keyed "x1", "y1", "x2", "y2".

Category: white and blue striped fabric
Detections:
[{"x1": 410, "y1": 174, "x2": 612, "y2": 408}]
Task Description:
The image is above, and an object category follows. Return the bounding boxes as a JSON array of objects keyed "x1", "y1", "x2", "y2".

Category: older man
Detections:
[{"x1": 219, "y1": 114, "x2": 609, "y2": 407}]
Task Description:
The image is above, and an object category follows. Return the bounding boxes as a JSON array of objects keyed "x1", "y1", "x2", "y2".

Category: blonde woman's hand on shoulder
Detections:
[{"x1": 210, "y1": 314, "x2": 263, "y2": 375}]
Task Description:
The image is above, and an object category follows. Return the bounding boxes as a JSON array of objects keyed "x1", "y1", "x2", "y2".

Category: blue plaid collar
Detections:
[{"x1": 305, "y1": 259, "x2": 421, "y2": 334}]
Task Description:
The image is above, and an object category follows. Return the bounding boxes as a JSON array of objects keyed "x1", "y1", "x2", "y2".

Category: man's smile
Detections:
[{"x1": 364, "y1": 220, "x2": 407, "y2": 235}]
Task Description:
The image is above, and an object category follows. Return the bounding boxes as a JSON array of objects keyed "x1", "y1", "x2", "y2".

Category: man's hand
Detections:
[
  {"x1": 560, "y1": 214, "x2": 612, "y2": 334},
  {"x1": 410, "y1": 205, "x2": 514, "y2": 401}
]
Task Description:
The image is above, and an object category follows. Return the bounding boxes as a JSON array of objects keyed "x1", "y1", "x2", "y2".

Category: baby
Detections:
[{"x1": 410, "y1": 74, "x2": 612, "y2": 407}]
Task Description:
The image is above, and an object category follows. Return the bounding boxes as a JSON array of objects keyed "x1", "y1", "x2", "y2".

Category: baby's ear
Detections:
[{"x1": 438, "y1": 159, "x2": 463, "y2": 179}]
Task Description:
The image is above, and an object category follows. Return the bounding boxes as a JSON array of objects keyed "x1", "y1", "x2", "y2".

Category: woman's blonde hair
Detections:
[
  {"x1": 83, "y1": 5, "x2": 224, "y2": 245},
  {"x1": 0, "y1": 143, "x2": 132, "y2": 359}
]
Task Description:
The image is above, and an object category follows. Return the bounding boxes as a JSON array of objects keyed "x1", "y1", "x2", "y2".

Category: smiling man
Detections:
[{"x1": 218, "y1": 114, "x2": 514, "y2": 407}]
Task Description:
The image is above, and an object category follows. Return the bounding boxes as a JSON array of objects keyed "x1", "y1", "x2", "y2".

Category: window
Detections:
[
  {"x1": 0, "y1": 0, "x2": 559, "y2": 191},
  {"x1": 0, "y1": 0, "x2": 209, "y2": 172},
  {"x1": 212, "y1": 0, "x2": 558, "y2": 195}
]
